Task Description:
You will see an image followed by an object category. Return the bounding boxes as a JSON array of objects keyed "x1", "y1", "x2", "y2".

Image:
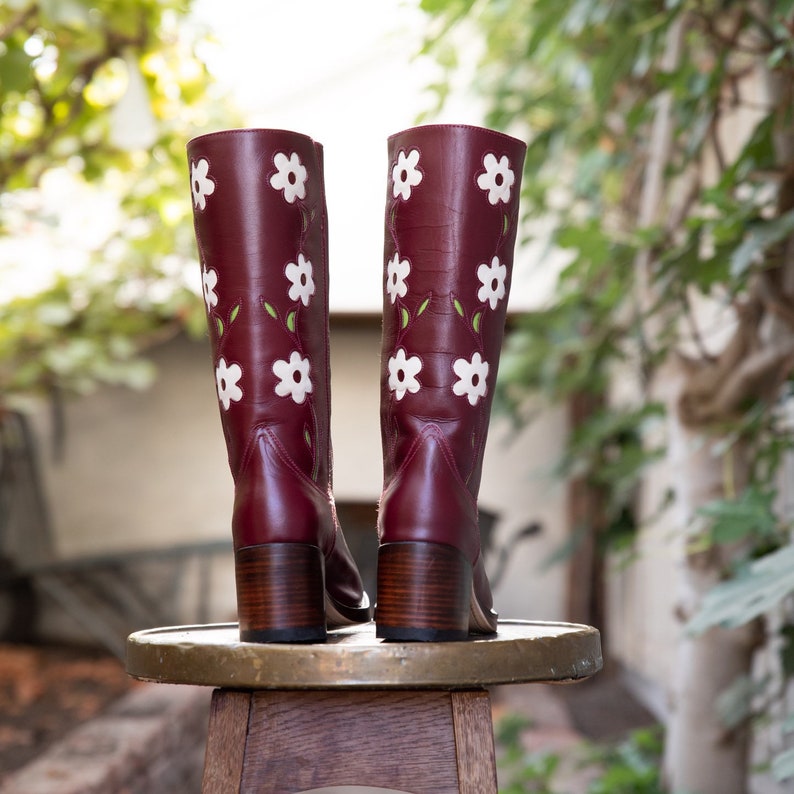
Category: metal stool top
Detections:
[{"x1": 126, "y1": 620, "x2": 601, "y2": 689}]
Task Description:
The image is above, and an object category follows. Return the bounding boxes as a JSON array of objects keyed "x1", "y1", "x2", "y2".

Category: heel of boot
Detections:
[
  {"x1": 376, "y1": 542, "x2": 472, "y2": 641},
  {"x1": 235, "y1": 543, "x2": 326, "y2": 643}
]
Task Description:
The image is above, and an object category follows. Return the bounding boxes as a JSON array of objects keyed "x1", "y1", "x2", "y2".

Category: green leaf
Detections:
[
  {"x1": 286, "y1": 311, "x2": 296, "y2": 332},
  {"x1": 453, "y1": 298, "x2": 464, "y2": 317},
  {"x1": 773, "y1": 748, "x2": 794, "y2": 782},
  {"x1": 730, "y1": 210, "x2": 794, "y2": 278},
  {"x1": 40, "y1": 0, "x2": 92, "y2": 27},
  {"x1": 472, "y1": 311, "x2": 482, "y2": 332},
  {"x1": 696, "y1": 487, "x2": 778, "y2": 545},
  {"x1": 215, "y1": 317, "x2": 224, "y2": 337},
  {"x1": 229, "y1": 303, "x2": 240, "y2": 324},
  {"x1": 263, "y1": 301, "x2": 277, "y2": 319},
  {"x1": 417, "y1": 297, "x2": 430, "y2": 316},
  {"x1": 688, "y1": 544, "x2": 794, "y2": 634},
  {"x1": 715, "y1": 675, "x2": 761, "y2": 730},
  {"x1": 780, "y1": 625, "x2": 794, "y2": 677},
  {"x1": 401, "y1": 307, "x2": 410, "y2": 328},
  {"x1": 0, "y1": 47, "x2": 34, "y2": 94},
  {"x1": 502, "y1": 213, "x2": 509, "y2": 236},
  {"x1": 303, "y1": 428, "x2": 311, "y2": 447}
]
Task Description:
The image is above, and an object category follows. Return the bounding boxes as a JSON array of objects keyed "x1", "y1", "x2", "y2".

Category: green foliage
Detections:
[
  {"x1": 501, "y1": 756, "x2": 560, "y2": 792},
  {"x1": 772, "y1": 715, "x2": 794, "y2": 782},
  {"x1": 695, "y1": 485, "x2": 782, "y2": 549},
  {"x1": 688, "y1": 543, "x2": 794, "y2": 634},
  {"x1": 584, "y1": 727, "x2": 665, "y2": 794},
  {"x1": 0, "y1": 0, "x2": 238, "y2": 405},
  {"x1": 421, "y1": 0, "x2": 794, "y2": 576},
  {"x1": 495, "y1": 713, "x2": 560, "y2": 793},
  {"x1": 420, "y1": 4, "x2": 794, "y2": 784},
  {"x1": 494, "y1": 712, "x2": 664, "y2": 794}
]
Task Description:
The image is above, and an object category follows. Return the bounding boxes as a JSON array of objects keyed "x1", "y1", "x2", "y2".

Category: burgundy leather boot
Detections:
[
  {"x1": 187, "y1": 128, "x2": 370, "y2": 642},
  {"x1": 376, "y1": 124, "x2": 526, "y2": 641}
]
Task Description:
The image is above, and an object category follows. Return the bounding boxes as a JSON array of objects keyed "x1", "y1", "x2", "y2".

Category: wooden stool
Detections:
[{"x1": 127, "y1": 620, "x2": 601, "y2": 793}]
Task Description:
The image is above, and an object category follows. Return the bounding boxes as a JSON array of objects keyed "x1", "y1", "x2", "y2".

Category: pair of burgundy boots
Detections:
[{"x1": 188, "y1": 124, "x2": 526, "y2": 643}]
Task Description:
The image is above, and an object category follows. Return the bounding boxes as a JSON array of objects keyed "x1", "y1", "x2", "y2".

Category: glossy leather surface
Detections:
[
  {"x1": 187, "y1": 128, "x2": 367, "y2": 615},
  {"x1": 379, "y1": 124, "x2": 527, "y2": 616}
]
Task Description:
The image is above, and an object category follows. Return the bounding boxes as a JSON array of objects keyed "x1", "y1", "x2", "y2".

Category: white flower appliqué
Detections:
[
  {"x1": 270, "y1": 152, "x2": 308, "y2": 204},
  {"x1": 285, "y1": 253, "x2": 316, "y2": 306},
  {"x1": 216, "y1": 357, "x2": 243, "y2": 410},
  {"x1": 476, "y1": 153, "x2": 515, "y2": 205},
  {"x1": 392, "y1": 149, "x2": 423, "y2": 201},
  {"x1": 388, "y1": 348, "x2": 422, "y2": 400},
  {"x1": 452, "y1": 352, "x2": 489, "y2": 406},
  {"x1": 273, "y1": 351, "x2": 313, "y2": 404},
  {"x1": 202, "y1": 265, "x2": 219, "y2": 313},
  {"x1": 385, "y1": 253, "x2": 410, "y2": 304},
  {"x1": 476, "y1": 256, "x2": 507, "y2": 309},
  {"x1": 191, "y1": 158, "x2": 216, "y2": 210}
]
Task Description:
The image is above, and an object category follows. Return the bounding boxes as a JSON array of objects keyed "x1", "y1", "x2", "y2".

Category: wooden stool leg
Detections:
[
  {"x1": 201, "y1": 688, "x2": 497, "y2": 794},
  {"x1": 452, "y1": 690, "x2": 498, "y2": 793},
  {"x1": 202, "y1": 689, "x2": 251, "y2": 793}
]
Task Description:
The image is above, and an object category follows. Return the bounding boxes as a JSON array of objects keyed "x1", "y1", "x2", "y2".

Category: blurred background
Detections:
[{"x1": 2, "y1": 1, "x2": 794, "y2": 792}]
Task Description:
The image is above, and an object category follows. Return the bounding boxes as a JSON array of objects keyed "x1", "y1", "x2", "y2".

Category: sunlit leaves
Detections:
[{"x1": 0, "y1": 0, "x2": 241, "y2": 402}]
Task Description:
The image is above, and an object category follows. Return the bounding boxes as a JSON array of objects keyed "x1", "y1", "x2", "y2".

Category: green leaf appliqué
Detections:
[
  {"x1": 263, "y1": 301, "x2": 277, "y2": 319},
  {"x1": 215, "y1": 317, "x2": 224, "y2": 337},
  {"x1": 417, "y1": 297, "x2": 430, "y2": 316},
  {"x1": 472, "y1": 311, "x2": 482, "y2": 333},
  {"x1": 229, "y1": 303, "x2": 240, "y2": 324},
  {"x1": 453, "y1": 298, "x2": 464, "y2": 317},
  {"x1": 286, "y1": 311, "x2": 296, "y2": 332},
  {"x1": 401, "y1": 307, "x2": 410, "y2": 328}
]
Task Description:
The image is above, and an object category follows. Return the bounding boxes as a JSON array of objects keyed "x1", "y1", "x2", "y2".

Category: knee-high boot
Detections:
[
  {"x1": 187, "y1": 128, "x2": 370, "y2": 643},
  {"x1": 376, "y1": 124, "x2": 526, "y2": 641}
]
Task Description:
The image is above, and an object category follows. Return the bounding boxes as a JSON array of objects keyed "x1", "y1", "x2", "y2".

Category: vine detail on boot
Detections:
[
  {"x1": 384, "y1": 146, "x2": 519, "y2": 412},
  {"x1": 446, "y1": 151, "x2": 519, "y2": 410},
  {"x1": 190, "y1": 157, "x2": 215, "y2": 210}
]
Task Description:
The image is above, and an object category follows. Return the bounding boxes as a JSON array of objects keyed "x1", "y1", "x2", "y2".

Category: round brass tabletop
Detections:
[{"x1": 126, "y1": 620, "x2": 602, "y2": 690}]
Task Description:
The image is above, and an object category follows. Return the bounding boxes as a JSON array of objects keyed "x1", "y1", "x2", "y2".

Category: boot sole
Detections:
[{"x1": 375, "y1": 541, "x2": 498, "y2": 641}]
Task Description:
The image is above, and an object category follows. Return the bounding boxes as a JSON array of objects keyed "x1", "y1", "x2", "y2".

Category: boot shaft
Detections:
[
  {"x1": 187, "y1": 128, "x2": 370, "y2": 638},
  {"x1": 187, "y1": 129, "x2": 332, "y2": 488},
  {"x1": 380, "y1": 124, "x2": 526, "y2": 493}
]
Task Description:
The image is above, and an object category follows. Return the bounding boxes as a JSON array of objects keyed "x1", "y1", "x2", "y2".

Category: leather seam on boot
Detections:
[
  {"x1": 235, "y1": 423, "x2": 329, "y2": 500},
  {"x1": 390, "y1": 422, "x2": 477, "y2": 513}
]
